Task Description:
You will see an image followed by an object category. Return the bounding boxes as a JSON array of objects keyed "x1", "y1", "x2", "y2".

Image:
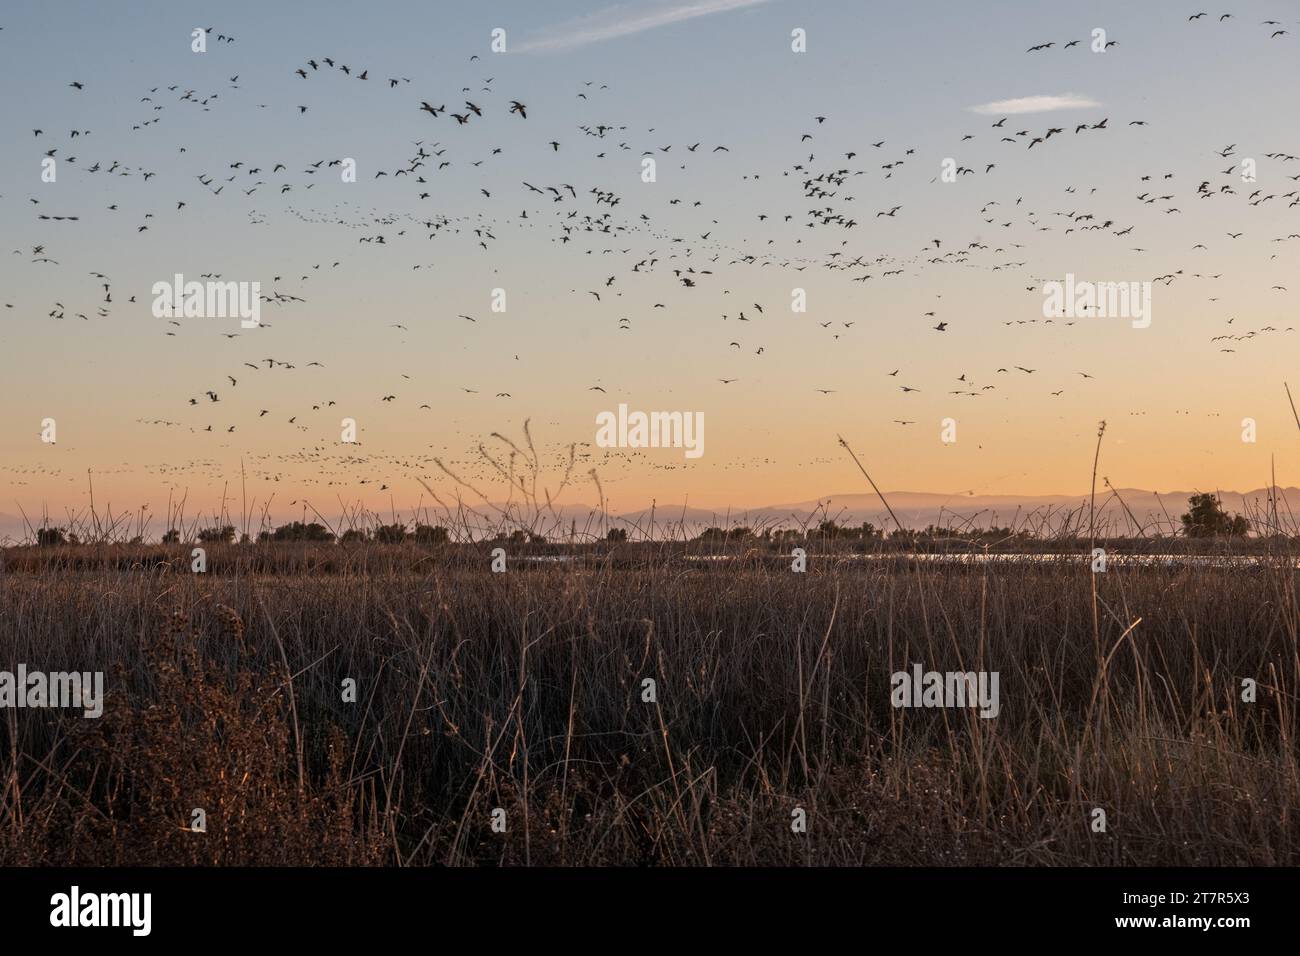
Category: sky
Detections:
[{"x1": 2, "y1": 0, "x2": 1299, "y2": 535}]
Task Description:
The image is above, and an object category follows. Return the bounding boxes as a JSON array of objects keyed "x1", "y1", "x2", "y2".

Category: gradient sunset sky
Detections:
[{"x1": 2, "y1": 0, "x2": 1299, "y2": 532}]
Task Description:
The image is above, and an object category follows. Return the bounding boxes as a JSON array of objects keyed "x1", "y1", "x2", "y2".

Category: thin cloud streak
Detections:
[
  {"x1": 516, "y1": 0, "x2": 776, "y2": 53},
  {"x1": 970, "y1": 94, "x2": 1102, "y2": 115}
]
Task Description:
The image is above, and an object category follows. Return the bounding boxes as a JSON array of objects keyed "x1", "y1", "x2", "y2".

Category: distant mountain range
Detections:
[
  {"x1": 609, "y1": 488, "x2": 1298, "y2": 536},
  {"x1": 2, "y1": 488, "x2": 1293, "y2": 543}
]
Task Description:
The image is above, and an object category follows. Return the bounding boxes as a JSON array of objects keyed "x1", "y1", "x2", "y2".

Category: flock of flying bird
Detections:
[{"x1": 4, "y1": 10, "x2": 1299, "y2": 499}]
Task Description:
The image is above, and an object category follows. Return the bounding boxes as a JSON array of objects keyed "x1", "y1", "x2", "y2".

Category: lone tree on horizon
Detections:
[
  {"x1": 1181, "y1": 493, "x2": 1249, "y2": 538},
  {"x1": 36, "y1": 527, "x2": 67, "y2": 546}
]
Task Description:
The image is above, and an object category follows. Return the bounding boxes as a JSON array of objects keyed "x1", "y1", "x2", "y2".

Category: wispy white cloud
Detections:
[
  {"x1": 516, "y1": 0, "x2": 776, "y2": 53},
  {"x1": 969, "y1": 94, "x2": 1101, "y2": 115}
]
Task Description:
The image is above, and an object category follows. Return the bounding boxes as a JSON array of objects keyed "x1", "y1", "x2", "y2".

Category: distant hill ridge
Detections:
[
  {"x1": 2, "y1": 488, "x2": 1293, "y2": 542},
  {"x1": 610, "y1": 487, "x2": 1298, "y2": 534}
]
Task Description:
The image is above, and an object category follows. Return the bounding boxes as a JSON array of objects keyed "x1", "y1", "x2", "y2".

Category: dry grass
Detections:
[{"x1": 1, "y1": 545, "x2": 1298, "y2": 865}]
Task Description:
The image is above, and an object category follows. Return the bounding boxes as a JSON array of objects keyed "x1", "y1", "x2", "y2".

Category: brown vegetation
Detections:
[{"x1": 1, "y1": 545, "x2": 1298, "y2": 865}]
